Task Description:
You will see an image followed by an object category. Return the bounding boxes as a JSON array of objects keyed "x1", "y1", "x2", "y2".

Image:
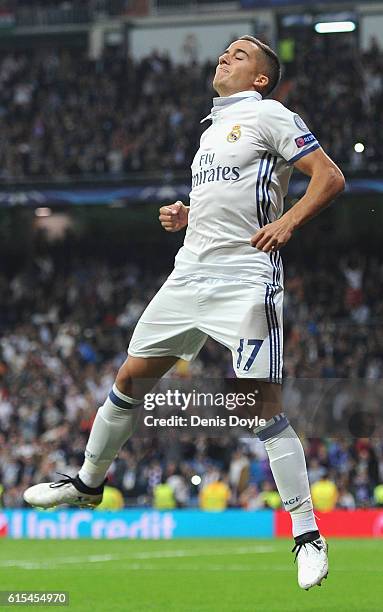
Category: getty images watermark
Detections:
[
  {"x1": 142, "y1": 389, "x2": 266, "y2": 430},
  {"x1": 131, "y1": 378, "x2": 383, "y2": 439}
]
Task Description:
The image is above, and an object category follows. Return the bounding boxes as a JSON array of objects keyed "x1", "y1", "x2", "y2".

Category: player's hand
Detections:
[
  {"x1": 159, "y1": 201, "x2": 189, "y2": 232},
  {"x1": 250, "y1": 218, "x2": 295, "y2": 252}
]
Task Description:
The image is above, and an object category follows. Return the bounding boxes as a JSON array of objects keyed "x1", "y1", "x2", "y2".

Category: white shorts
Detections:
[{"x1": 128, "y1": 276, "x2": 283, "y2": 381}]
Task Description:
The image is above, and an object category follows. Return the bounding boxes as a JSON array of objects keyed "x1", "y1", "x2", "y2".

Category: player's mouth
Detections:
[{"x1": 217, "y1": 66, "x2": 230, "y2": 74}]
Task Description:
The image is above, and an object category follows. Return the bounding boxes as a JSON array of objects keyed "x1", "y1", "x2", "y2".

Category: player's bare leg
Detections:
[
  {"x1": 23, "y1": 355, "x2": 178, "y2": 509},
  {"x1": 233, "y1": 379, "x2": 328, "y2": 590}
]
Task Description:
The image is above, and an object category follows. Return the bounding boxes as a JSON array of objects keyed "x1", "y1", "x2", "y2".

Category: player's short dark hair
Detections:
[{"x1": 238, "y1": 35, "x2": 281, "y2": 96}]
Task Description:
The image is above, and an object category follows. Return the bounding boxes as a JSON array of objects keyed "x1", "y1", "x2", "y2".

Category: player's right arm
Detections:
[{"x1": 159, "y1": 200, "x2": 189, "y2": 232}]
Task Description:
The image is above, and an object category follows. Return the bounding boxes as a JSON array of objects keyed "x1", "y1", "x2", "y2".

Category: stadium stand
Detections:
[
  {"x1": 1, "y1": 238, "x2": 383, "y2": 509},
  {"x1": 0, "y1": 36, "x2": 382, "y2": 181}
]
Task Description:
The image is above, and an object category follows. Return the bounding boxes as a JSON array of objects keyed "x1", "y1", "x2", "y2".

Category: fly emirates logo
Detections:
[{"x1": 192, "y1": 152, "x2": 240, "y2": 188}]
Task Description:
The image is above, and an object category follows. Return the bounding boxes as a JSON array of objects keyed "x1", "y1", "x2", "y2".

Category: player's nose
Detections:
[{"x1": 218, "y1": 53, "x2": 230, "y2": 66}]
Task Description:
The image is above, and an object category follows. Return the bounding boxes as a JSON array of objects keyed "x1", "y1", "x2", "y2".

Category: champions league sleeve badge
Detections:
[
  {"x1": 293, "y1": 114, "x2": 309, "y2": 131},
  {"x1": 227, "y1": 125, "x2": 242, "y2": 142}
]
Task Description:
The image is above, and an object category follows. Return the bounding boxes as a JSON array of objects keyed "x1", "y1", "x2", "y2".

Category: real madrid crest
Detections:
[{"x1": 227, "y1": 125, "x2": 241, "y2": 143}]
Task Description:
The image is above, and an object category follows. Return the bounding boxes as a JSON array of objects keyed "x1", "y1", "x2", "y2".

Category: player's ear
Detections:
[{"x1": 253, "y1": 73, "x2": 269, "y2": 92}]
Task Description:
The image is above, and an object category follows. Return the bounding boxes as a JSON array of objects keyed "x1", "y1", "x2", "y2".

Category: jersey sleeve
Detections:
[{"x1": 257, "y1": 102, "x2": 320, "y2": 164}]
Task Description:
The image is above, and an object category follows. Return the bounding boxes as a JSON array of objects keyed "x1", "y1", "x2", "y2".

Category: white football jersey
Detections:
[{"x1": 171, "y1": 90, "x2": 320, "y2": 286}]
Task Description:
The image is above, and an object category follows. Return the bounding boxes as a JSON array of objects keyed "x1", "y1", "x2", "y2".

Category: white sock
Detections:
[
  {"x1": 256, "y1": 416, "x2": 318, "y2": 538},
  {"x1": 289, "y1": 499, "x2": 318, "y2": 538},
  {"x1": 78, "y1": 384, "x2": 141, "y2": 488}
]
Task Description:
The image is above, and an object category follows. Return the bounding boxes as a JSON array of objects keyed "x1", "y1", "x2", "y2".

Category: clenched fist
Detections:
[{"x1": 158, "y1": 201, "x2": 189, "y2": 232}]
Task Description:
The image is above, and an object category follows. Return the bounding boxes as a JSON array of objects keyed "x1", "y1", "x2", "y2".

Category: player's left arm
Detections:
[{"x1": 251, "y1": 148, "x2": 345, "y2": 253}]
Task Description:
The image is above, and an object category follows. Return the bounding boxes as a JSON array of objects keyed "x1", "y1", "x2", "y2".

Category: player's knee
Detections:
[
  {"x1": 115, "y1": 362, "x2": 135, "y2": 396},
  {"x1": 115, "y1": 357, "x2": 154, "y2": 398},
  {"x1": 232, "y1": 379, "x2": 282, "y2": 420}
]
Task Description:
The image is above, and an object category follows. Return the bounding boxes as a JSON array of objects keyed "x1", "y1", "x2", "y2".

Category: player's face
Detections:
[{"x1": 213, "y1": 40, "x2": 267, "y2": 97}]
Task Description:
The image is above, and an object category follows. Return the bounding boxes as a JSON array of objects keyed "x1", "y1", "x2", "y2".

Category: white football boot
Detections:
[
  {"x1": 23, "y1": 473, "x2": 104, "y2": 509},
  {"x1": 292, "y1": 532, "x2": 328, "y2": 590}
]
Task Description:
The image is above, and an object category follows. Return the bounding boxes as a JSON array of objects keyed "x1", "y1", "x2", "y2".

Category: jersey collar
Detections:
[{"x1": 201, "y1": 90, "x2": 262, "y2": 123}]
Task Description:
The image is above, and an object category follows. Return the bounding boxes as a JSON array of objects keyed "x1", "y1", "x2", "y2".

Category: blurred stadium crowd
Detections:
[
  {"x1": 4, "y1": 0, "x2": 123, "y2": 12},
  {"x1": 1, "y1": 245, "x2": 383, "y2": 510},
  {"x1": 1, "y1": 30, "x2": 382, "y2": 511},
  {"x1": 0, "y1": 35, "x2": 382, "y2": 181}
]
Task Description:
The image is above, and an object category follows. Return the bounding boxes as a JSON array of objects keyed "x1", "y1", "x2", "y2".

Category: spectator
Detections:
[
  {"x1": 373, "y1": 484, "x2": 383, "y2": 507},
  {"x1": 239, "y1": 484, "x2": 263, "y2": 510},
  {"x1": 258, "y1": 481, "x2": 281, "y2": 510},
  {"x1": 337, "y1": 482, "x2": 356, "y2": 510},
  {"x1": 229, "y1": 450, "x2": 250, "y2": 498},
  {"x1": 165, "y1": 462, "x2": 189, "y2": 508},
  {"x1": 153, "y1": 476, "x2": 176, "y2": 510},
  {"x1": 199, "y1": 473, "x2": 231, "y2": 511},
  {"x1": 311, "y1": 473, "x2": 338, "y2": 512},
  {"x1": 95, "y1": 485, "x2": 124, "y2": 510},
  {"x1": 308, "y1": 457, "x2": 326, "y2": 484}
]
